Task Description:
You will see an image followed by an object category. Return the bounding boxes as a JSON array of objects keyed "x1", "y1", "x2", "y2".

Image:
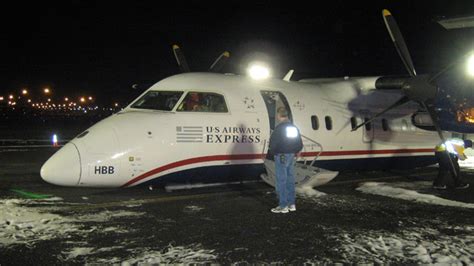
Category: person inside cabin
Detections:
[
  {"x1": 267, "y1": 106, "x2": 303, "y2": 214},
  {"x1": 185, "y1": 92, "x2": 201, "y2": 111},
  {"x1": 433, "y1": 138, "x2": 472, "y2": 189}
]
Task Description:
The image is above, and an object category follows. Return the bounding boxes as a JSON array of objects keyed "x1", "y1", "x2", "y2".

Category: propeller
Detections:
[
  {"x1": 172, "y1": 44, "x2": 191, "y2": 73},
  {"x1": 209, "y1": 51, "x2": 230, "y2": 72},
  {"x1": 172, "y1": 44, "x2": 230, "y2": 73},
  {"x1": 352, "y1": 9, "x2": 459, "y2": 178}
]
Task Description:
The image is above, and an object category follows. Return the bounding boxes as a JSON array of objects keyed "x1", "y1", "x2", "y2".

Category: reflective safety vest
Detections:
[{"x1": 435, "y1": 141, "x2": 467, "y2": 160}]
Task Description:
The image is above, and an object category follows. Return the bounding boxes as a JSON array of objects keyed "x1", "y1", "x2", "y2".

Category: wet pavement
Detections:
[{"x1": 1, "y1": 147, "x2": 474, "y2": 264}]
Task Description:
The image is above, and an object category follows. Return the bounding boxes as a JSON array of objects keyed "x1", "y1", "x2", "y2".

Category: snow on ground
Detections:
[
  {"x1": 296, "y1": 186, "x2": 327, "y2": 198},
  {"x1": 0, "y1": 197, "x2": 217, "y2": 263},
  {"x1": 335, "y1": 224, "x2": 474, "y2": 264},
  {"x1": 357, "y1": 181, "x2": 474, "y2": 209},
  {"x1": 0, "y1": 198, "x2": 145, "y2": 248},
  {"x1": 92, "y1": 244, "x2": 217, "y2": 265}
]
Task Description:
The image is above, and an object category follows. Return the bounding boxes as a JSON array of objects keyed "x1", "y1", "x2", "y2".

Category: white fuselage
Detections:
[{"x1": 40, "y1": 73, "x2": 441, "y2": 187}]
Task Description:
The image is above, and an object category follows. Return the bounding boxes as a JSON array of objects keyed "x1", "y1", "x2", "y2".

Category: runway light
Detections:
[
  {"x1": 468, "y1": 54, "x2": 474, "y2": 77},
  {"x1": 247, "y1": 63, "x2": 270, "y2": 80},
  {"x1": 52, "y1": 134, "x2": 58, "y2": 147}
]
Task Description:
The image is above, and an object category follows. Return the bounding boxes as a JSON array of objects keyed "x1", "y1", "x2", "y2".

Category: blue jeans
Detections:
[{"x1": 274, "y1": 153, "x2": 296, "y2": 208}]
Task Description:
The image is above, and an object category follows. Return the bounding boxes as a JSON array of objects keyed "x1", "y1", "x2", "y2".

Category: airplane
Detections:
[{"x1": 40, "y1": 10, "x2": 474, "y2": 188}]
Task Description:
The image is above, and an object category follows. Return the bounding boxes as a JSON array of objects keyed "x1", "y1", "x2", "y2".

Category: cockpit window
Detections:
[
  {"x1": 130, "y1": 91, "x2": 183, "y2": 111},
  {"x1": 176, "y1": 92, "x2": 228, "y2": 113}
]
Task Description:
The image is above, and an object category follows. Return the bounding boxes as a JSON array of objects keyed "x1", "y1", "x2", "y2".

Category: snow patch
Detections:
[
  {"x1": 184, "y1": 205, "x2": 205, "y2": 213},
  {"x1": 0, "y1": 198, "x2": 145, "y2": 248},
  {"x1": 296, "y1": 186, "x2": 326, "y2": 198},
  {"x1": 93, "y1": 244, "x2": 217, "y2": 264},
  {"x1": 336, "y1": 225, "x2": 474, "y2": 264},
  {"x1": 357, "y1": 182, "x2": 474, "y2": 209}
]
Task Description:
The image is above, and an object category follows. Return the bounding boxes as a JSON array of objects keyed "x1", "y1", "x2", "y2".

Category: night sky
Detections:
[{"x1": 1, "y1": 0, "x2": 473, "y2": 105}]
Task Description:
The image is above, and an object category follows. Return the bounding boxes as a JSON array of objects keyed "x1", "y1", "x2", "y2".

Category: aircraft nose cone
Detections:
[{"x1": 40, "y1": 143, "x2": 81, "y2": 186}]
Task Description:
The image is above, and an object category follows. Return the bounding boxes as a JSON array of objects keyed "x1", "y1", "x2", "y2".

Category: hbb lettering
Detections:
[{"x1": 94, "y1": 166, "x2": 115, "y2": 175}]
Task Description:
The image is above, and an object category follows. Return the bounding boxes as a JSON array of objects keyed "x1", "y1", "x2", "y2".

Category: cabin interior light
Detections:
[
  {"x1": 468, "y1": 54, "x2": 474, "y2": 77},
  {"x1": 248, "y1": 63, "x2": 270, "y2": 80}
]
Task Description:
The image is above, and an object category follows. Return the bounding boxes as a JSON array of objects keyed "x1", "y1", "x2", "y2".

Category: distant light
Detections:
[
  {"x1": 0, "y1": 96, "x2": 3, "y2": 101},
  {"x1": 52, "y1": 134, "x2": 58, "y2": 147},
  {"x1": 88, "y1": 96, "x2": 93, "y2": 100},
  {"x1": 80, "y1": 97, "x2": 85, "y2": 102},
  {"x1": 114, "y1": 102, "x2": 119, "y2": 107},
  {"x1": 22, "y1": 89, "x2": 28, "y2": 95},
  {"x1": 27, "y1": 99, "x2": 31, "y2": 103},
  {"x1": 468, "y1": 54, "x2": 474, "y2": 77},
  {"x1": 47, "y1": 98, "x2": 51, "y2": 102},
  {"x1": 9, "y1": 95, "x2": 14, "y2": 99},
  {"x1": 248, "y1": 63, "x2": 270, "y2": 80},
  {"x1": 44, "y1": 88, "x2": 50, "y2": 94},
  {"x1": 64, "y1": 97, "x2": 69, "y2": 101}
]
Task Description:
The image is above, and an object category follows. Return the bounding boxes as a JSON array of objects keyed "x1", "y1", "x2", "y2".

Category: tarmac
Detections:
[{"x1": 1, "y1": 147, "x2": 474, "y2": 265}]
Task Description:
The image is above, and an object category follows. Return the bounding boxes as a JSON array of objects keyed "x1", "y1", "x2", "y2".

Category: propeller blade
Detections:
[
  {"x1": 172, "y1": 44, "x2": 190, "y2": 73},
  {"x1": 382, "y1": 9, "x2": 417, "y2": 77},
  {"x1": 209, "y1": 51, "x2": 230, "y2": 72},
  {"x1": 351, "y1": 96, "x2": 410, "y2": 132},
  {"x1": 422, "y1": 101, "x2": 459, "y2": 179}
]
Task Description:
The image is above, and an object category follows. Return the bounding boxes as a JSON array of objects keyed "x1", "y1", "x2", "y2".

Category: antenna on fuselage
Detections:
[{"x1": 283, "y1": 69, "x2": 294, "y2": 81}]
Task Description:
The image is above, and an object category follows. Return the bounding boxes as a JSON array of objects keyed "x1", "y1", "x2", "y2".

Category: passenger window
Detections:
[
  {"x1": 364, "y1": 117, "x2": 372, "y2": 131},
  {"x1": 311, "y1": 115, "x2": 319, "y2": 130},
  {"x1": 177, "y1": 92, "x2": 228, "y2": 113},
  {"x1": 325, "y1": 116, "x2": 332, "y2": 130},
  {"x1": 382, "y1": 118, "x2": 389, "y2": 131},
  {"x1": 350, "y1": 117, "x2": 357, "y2": 130}
]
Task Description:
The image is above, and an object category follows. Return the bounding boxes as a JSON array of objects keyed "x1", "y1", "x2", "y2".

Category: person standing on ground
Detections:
[
  {"x1": 268, "y1": 106, "x2": 303, "y2": 214},
  {"x1": 433, "y1": 139, "x2": 472, "y2": 189}
]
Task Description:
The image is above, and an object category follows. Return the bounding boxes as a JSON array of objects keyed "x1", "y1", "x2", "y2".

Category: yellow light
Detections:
[
  {"x1": 80, "y1": 97, "x2": 85, "y2": 102},
  {"x1": 468, "y1": 54, "x2": 474, "y2": 77},
  {"x1": 22, "y1": 89, "x2": 28, "y2": 95},
  {"x1": 44, "y1": 88, "x2": 50, "y2": 94}
]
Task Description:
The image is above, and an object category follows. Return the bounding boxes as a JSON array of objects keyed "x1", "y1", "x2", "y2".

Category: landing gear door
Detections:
[{"x1": 260, "y1": 91, "x2": 293, "y2": 155}]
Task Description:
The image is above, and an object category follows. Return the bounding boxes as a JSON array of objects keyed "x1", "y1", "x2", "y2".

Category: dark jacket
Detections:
[{"x1": 268, "y1": 121, "x2": 303, "y2": 156}]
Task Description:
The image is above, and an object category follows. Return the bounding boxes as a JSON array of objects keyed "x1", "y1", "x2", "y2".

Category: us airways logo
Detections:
[
  {"x1": 206, "y1": 126, "x2": 261, "y2": 143},
  {"x1": 176, "y1": 126, "x2": 261, "y2": 144}
]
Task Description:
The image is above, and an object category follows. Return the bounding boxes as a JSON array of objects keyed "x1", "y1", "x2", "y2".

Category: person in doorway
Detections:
[
  {"x1": 268, "y1": 106, "x2": 303, "y2": 213},
  {"x1": 433, "y1": 139, "x2": 472, "y2": 189}
]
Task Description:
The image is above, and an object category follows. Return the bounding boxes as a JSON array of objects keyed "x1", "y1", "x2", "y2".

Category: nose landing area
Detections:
[{"x1": 40, "y1": 143, "x2": 81, "y2": 186}]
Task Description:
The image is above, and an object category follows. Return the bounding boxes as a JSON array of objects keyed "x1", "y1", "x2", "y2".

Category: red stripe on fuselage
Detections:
[
  {"x1": 121, "y1": 154, "x2": 264, "y2": 187},
  {"x1": 121, "y1": 148, "x2": 434, "y2": 187}
]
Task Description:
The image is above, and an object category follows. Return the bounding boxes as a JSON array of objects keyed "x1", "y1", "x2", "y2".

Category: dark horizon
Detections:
[{"x1": 1, "y1": 1, "x2": 473, "y2": 105}]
